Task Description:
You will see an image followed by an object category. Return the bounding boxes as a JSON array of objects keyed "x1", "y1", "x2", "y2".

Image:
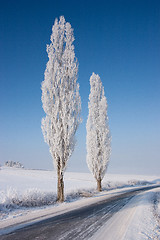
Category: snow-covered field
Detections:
[{"x1": 0, "y1": 167, "x2": 160, "y2": 239}]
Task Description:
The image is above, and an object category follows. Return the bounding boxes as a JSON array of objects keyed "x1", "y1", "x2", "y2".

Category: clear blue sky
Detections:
[{"x1": 0, "y1": 0, "x2": 160, "y2": 175}]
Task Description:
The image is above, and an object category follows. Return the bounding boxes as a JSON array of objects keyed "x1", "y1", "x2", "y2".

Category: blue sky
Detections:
[{"x1": 0, "y1": 0, "x2": 160, "y2": 175}]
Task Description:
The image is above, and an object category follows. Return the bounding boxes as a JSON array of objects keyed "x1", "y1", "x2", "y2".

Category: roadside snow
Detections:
[
  {"x1": 1, "y1": 185, "x2": 159, "y2": 236},
  {"x1": 1, "y1": 167, "x2": 160, "y2": 238},
  {"x1": 90, "y1": 188, "x2": 160, "y2": 240},
  {"x1": 0, "y1": 167, "x2": 158, "y2": 220}
]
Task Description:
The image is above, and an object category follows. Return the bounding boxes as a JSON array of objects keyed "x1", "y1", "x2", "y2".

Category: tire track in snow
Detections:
[{"x1": 0, "y1": 186, "x2": 159, "y2": 240}]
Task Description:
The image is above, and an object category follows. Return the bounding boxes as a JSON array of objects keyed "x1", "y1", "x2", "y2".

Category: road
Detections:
[{"x1": 0, "y1": 185, "x2": 159, "y2": 240}]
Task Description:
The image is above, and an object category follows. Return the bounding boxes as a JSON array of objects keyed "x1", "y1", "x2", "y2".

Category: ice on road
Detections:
[
  {"x1": 91, "y1": 188, "x2": 160, "y2": 240},
  {"x1": 1, "y1": 186, "x2": 160, "y2": 240},
  {"x1": 1, "y1": 167, "x2": 160, "y2": 239}
]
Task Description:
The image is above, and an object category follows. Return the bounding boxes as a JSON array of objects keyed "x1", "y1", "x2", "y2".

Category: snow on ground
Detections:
[
  {"x1": 0, "y1": 167, "x2": 158, "y2": 216},
  {"x1": 1, "y1": 167, "x2": 160, "y2": 239},
  {"x1": 91, "y1": 188, "x2": 160, "y2": 240}
]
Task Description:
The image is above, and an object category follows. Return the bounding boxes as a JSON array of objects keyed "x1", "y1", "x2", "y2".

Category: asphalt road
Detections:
[{"x1": 0, "y1": 185, "x2": 159, "y2": 240}]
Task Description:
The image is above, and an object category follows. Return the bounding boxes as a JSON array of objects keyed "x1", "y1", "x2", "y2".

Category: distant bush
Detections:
[{"x1": 5, "y1": 161, "x2": 24, "y2": 169}]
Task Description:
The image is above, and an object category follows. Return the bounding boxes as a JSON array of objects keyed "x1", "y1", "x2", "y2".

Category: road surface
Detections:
[{"x1": 0, "y1": 185, "x2": 159, "y2": 240}]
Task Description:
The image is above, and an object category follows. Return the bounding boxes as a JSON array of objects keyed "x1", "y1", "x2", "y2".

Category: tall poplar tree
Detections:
[
  {"x1": 86, "y1": 73, "x2": 111, "y2": 191},
  {"x1": 41, "y1": 16, "x2": 81, "y2": 202}
]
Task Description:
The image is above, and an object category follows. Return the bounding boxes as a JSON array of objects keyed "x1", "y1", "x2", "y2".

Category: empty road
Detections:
[{"x1": 0, "y1": 185, "x2": 159, "y2": 240}]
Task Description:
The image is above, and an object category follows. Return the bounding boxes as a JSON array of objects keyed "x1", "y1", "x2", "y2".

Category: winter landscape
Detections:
[
  {"x1": 0, "y1": 166, "x2": 160, "y2": 239},
  {"x1": 1, "y1": 0, "x2": 160, "y2": 239}
]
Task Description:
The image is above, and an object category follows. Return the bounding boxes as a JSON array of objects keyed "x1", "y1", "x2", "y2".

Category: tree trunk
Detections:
[
  {"x1": 57, "y1": 168, "x2": 64, "y2": 202},
  {"x1": 97, "y1": 178, "x2": 102, "y2": 192}
]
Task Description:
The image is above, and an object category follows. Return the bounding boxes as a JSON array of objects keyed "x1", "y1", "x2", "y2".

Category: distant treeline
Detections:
[{"x1": 4, "y1": 161, "x2": 24, "y2": 168}]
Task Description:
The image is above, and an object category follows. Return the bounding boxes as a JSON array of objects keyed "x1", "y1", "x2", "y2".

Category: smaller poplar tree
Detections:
[{"x1": 86, "y1": 73, "x2": 111, "y2": 191}]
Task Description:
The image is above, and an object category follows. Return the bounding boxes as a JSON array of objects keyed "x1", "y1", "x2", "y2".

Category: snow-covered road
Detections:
[
  {"x1": 91, "y1": 187, "x2": 160, "y2": 240},
  {"x1": 1, "y1": 185, "x2": 160, "y2": 240},
  {"x1": 1, "y1": 168, "x2": 160, "y2": 239}
]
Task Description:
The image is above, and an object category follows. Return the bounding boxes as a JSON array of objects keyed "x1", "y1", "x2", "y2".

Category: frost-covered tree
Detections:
[
  {"x1": 86, "y1": 73, "x2": 111, "y2": 191},
  {"x1": 41, "y1": 16, "x2": 81, "y2": 202}
]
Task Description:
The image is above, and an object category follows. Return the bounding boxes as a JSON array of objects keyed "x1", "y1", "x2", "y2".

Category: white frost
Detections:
[
  {"x1": 86, "y1": 73, "x2": 111, "y2": 183},
  {"x1": 41, "y1": 16, "x2": 81, "y2": 174}
]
